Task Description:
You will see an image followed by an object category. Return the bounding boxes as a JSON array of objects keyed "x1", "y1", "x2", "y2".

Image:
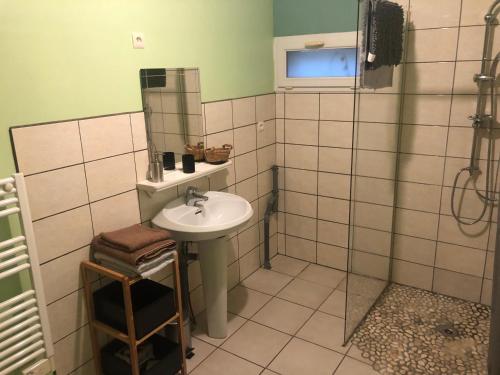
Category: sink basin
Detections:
[
  {"x1": 152, "y1": 191, "x2": 253, "y2": 241},
  {"x1": 152, "y1": 191, "x2": 253, "y2": 339}
]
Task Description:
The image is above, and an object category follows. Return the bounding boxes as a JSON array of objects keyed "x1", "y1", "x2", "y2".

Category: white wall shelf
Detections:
[{"x1": 137, "y1": 160, "x2": 232, "y2": 193}]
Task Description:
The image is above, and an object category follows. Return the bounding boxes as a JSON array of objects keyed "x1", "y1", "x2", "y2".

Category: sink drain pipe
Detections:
[{"x1": 263, "y1": 165, "x2": 279, "y2": 270}]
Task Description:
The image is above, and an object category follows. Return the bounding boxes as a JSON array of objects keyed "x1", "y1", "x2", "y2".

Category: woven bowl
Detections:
[
  {"x1": 204, "y1": 144, "x2": 233, "y2": 164},
  {"x1": 184, "y1": 142, "x2": 205, "y2": 161}
]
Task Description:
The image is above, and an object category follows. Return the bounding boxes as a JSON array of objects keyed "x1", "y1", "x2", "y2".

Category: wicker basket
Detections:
[
  {"x1": 184, "y1": 142, "x2": 205, "y2": 161},
  {"x1": 204, "y1": 144, "x2": 233, "y2": 164}
]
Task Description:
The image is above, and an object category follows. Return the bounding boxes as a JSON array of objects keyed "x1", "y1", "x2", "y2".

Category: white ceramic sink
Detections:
[
  {"x1": 152, "y1": 191, "x2": 253, "y2": 241},
  {"x1": 152, "y1": 191, "x2": 253, "y2": 339}
]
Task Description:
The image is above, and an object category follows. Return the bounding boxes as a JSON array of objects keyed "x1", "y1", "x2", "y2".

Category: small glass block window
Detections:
[{"x1": 286, "y1": 48, "x2": 357, "y2": 78}]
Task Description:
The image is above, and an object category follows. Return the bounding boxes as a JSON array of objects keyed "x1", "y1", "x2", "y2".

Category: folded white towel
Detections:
[{"x1": 94, "y1": 250, "x2": 175, "y2": 278}]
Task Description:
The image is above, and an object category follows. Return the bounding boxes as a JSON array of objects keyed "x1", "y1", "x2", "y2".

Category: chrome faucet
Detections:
[{"x1": 185, "y1": 186, "x2": 208, "y2": 207}]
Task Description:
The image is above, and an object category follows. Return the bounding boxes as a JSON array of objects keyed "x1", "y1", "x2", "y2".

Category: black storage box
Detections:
[
  {"x1": 93, "y1": 279, "x2": 176, "y2": 339},
  {"x1": 102, "y1": 334, "x2": 181, "y2": 375}
]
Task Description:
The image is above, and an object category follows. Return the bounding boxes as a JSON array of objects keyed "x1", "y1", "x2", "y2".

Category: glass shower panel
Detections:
[{"x1": 344, "y1": 0, "x2": 408, "y2": 342}]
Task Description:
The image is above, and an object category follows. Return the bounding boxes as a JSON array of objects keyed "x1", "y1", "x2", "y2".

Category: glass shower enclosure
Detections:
[{"x1": 344, "y1": 0, "x2": 409, "y2": 341}]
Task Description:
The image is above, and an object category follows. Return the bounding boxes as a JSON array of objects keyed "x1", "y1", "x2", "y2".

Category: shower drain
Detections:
[{"x1": 436, "y1": 323, "x2": 459, "y2": 338}]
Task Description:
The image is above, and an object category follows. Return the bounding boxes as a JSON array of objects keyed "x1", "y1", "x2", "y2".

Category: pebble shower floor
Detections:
[{"x1": 351, "y1": 284, "x2": 490, "y2": 374}]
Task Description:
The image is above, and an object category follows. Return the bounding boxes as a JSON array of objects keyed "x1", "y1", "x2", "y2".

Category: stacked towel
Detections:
[{"x1": 91, "y1": 224, "x2": 177, "y2": 278}]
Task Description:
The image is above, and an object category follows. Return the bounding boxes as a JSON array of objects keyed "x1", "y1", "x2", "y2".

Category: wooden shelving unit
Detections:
[{"x1": 81, "y1": 251, "x2": 187, "y2": 375}]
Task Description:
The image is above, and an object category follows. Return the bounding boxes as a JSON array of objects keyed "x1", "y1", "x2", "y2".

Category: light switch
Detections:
[{"x1": 132, "y1": 32, "x2": 145, "y2": 49}]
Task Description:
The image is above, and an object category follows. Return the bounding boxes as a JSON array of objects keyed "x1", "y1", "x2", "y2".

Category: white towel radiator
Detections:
[{"x1": 0, "y1": 174, "x2": 55, "y2": 375}]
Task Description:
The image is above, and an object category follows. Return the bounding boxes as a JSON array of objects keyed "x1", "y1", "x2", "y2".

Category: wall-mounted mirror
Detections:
[{"x1": 140, "y1": 68, "x2": 203, "y2": 164}]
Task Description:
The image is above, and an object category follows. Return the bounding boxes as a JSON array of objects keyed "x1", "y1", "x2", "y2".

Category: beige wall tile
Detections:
[
  {"x1": 256, "y1": 94, "x2": 276, "y2": 122},
  {"x1": 317, "y1": 243, "x2": 347, "y2": 271},
  {"x1": 482, "y1": 279, "x2": 492, "y2": 306},
  {"x1": 257, "y1": 144, "x2": 276, "y2": 172},
  {"x1": 238, "y1": 224, "x2": 260, "y2": 257},
  {"x1": 441, "y1": 186, "x2": 497, "y2": 222},
  {"x1": 406, "y1": 28, "x2": 458, "y2": 62},
  {"x1": 138, "y1": 187, "x2": 178, "y2": 222},
  {"x1": 204, "y1": 100, "x2": 232, "y2": 134},
  {"x1": 285, "y1": 144, "x2": 318, "y2": 171},
  {"x1": 405, "y1": 62, "x2": 454, "y2": 94},
  {"x1": 47, "y1": 289, "x2": 88, "y2": 342},
  {"x1": 285, "y1": 168, "x2": 317, "y2": 195},
  {"x1": 433, "y1": 268, "x2": 482, "y2": 302},
  {"x1": 239, "y1": 247, "x2": 261, "y2": 279},
  {"x1": 409, "y1": 0, "x2": 461, "y2": 29},
  {"x1": 358, "y1": 94, "x2": 400, "y2": 124},
  {"x1": 161, "y1": 92, "x2": 182, "y2": 113},
  {"x1": 317, "y1": 220, "x2": 348, "y2": 247},
  {"x1": 457, "y1": 26, "x2": 500, "y2": 61},
  {"x1": 26, "y1": 165, "x2": 89, "y2": 220},
  {"x1": 276, "y1": 119, "x2": 284, "y2": 143},
  {"x1": 449, "y1": 94, "x2": 481, "y2": 127},
  {"x1": 236, "y1": 175, "x2": 258, "y2": 202},
  {"x1": 276, "y1": 93, "x2": 285, "y2": 118},
  {"x1": 233, "y1": 97, "x2": 256, "y2": 127},
  {"x1": 285, "y1": 119, "x2": 318, "y2": 145},
  {"x1": 235, "y1": 151, "x2": 257, "y2": 182},
  {"x1": 285, "y1": 214, "x2": 317, "y2": 241},
  {"x1": 257, "y1": 119, "x2": 276, "y2": 148},
  {"x1": 461, "y1": 0, "x2": 492, "y2": 26},
  {"x1": 286, "y1": 235, "x2": 316, "y2": 262},
  {"x1": 12, "y1": 121, "x2": 83, "y2": 175},
  {"x1": 79, "y1": 114, "x2": 133, "y2": 162},
  {"x1": 393, "y1": 234, "x2": 436, "y2": 266},
  {"x1": 319, "y1": 147, "x2": 351, "y2": 174},
  {"x1": 276, "y1": 143, "x2": 284, "y2": 166},
  {"x1": 130, "y1": 112, "x2": 147, "y2": 151},
  {"x1": 400, "y1": 125, "x2": 447, "y2": 156},
  {"x1": 134, "y1": 150, "x2": 149, "y2": 183},
  {"x1": 397, "y1": 154, "x2": 444, "y2": 185},
  {"x1": 454, "y1": 61, "x2": 480, "y2": 94},
  {"x1": 351, "y1": 251, "x2": 390, "y2": 280},
  {"x1": 320, "y1": 94, "x2": 354, "y2": 121},
  {"x1": 319, "y1": 121, "x2": 352, "y2": 148},
  {"x1": 395, "y1": 208, "x2": 439, "y2": 240},
  {"x1": 397, "y1": 181, "x2": 441, "y2": 213},
  {"x1": 85, "y1": 153, "x2": 136, "y2": 202},
  {"x1": 34, "y1": 206, "x2": 93, "y2": 264},
  {"x1": 234, "y1": 125, "x2": 256, "y2": 156},
  {"x1": 285, "y1": 191, "x2": 317, "y2": 218},
  {"x1": 317, "y1": 197, "x2": 349, "y2": 224},
  {"x1": 41, "y1": 246, "x2": 90, "y2": 304},
  {"x1": 353, "y1": 176, "x2": 394, "y2": 206},
  {"x1": 485, "y1": 251, "x2": 494, "y2": 279},
  {"x1": 403, "y1": 94, "x2": 452, "y2": 126},
  {"x1": 90, "y1": 190, "x2": 140, "y2": 234},
  {"x1": 54, "y1": 325, "x2": 93, "y2": 375},
  {"x1": 438, "y1": 214, "x2": 489, "y2": 249},
  {"x1": 352, "y1": 226, "x2": 391, "y2": 257},
  {"x1": 357, "y1": 122, "x2": 398, "y2": 152},
  {"x1": 206, "y1": 129, "x2": 233, "y2": 149},
  {"x1": 354, "y1": 150, "x2": 397, "y2": 180},
  {"x1": 318, "y1": 172, "x2": 350, "y2": 199},
  {"x1": 285, "y1": 94, "x2": 319, "y2": 120},
  {"x1": 435, "y1": 242, "x2": 486, "y2": 276},
  {"x1": 257, "y1": 170, "x2": 273, "y2": 197},
  {"x1": 392, "y1": 259, "x2": 433, "y2": 290},
  {"x1": 353, "y1": 202, "x2": 393, "y2": 232}
]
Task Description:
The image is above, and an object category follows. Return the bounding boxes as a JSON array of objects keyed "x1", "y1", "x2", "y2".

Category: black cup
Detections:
[
  {"x1": 182, "y1": 154, "x2": 195, "y2": 173},
  {"x1": 162, "y1": 152, "x2": 176, "y2": 170}
]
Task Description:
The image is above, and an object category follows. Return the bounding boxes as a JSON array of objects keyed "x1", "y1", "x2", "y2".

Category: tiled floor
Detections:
[{"x1": 187, "y1": 255, "x2": 381, "y2": 375}]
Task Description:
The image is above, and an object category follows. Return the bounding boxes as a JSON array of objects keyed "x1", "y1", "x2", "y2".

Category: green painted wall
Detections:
[
  {"x1": 0, "y1": 0, "x2": 273, "y2": 298},
  {"x1": 273, "y1": 0, "x2": 358, "y2": 36},
  {"x1": 0, "y1": 0, "x2": 274, "y2": 178}
]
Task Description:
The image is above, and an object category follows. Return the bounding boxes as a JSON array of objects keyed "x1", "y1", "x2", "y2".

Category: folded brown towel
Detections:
[
  {"x1": 100, "y1": 224, "x2": 172, "y2": 253},
  {"x1": 91, "y1": 235, "x2": 176, "y2": 266}
]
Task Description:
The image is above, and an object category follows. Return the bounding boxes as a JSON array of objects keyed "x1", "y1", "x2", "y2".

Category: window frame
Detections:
[{"x1": 274, "y1": 32, "x2": 358, "y2": 92}]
